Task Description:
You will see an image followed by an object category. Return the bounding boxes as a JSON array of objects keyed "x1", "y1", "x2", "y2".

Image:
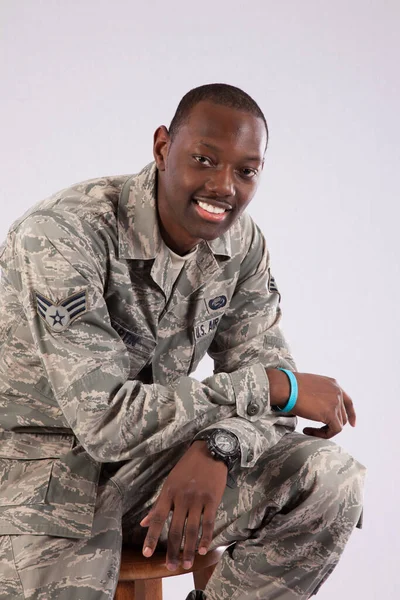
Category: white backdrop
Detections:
[{"x1": 1, "y1": 1, "x2": 399, "y2": 599}]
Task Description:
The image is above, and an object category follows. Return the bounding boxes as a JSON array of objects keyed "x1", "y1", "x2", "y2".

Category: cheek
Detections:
[
  {"x1": 168, "y1": 168, "x2": 193, "y2": 198},
  {"x1": 237, "y1": 184, "x2": 258, "y2": 212}
]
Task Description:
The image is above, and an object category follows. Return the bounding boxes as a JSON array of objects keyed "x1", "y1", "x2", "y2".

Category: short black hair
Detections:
[{"x1": 168, "y1": 83, "x2": 269, "y2": 150}]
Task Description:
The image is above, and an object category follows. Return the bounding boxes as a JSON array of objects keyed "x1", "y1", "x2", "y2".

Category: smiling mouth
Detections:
[{"x1": 192, "y1": 197, "x2": 232, "y2": 216}]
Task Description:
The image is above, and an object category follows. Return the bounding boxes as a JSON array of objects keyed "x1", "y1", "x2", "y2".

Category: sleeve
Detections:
[
  {"x1": 193, "y1": 214, "x2": 298, "y2": 467},
  {"x1": 12, "y1": 211, "x2": 273, "y2": 463}
]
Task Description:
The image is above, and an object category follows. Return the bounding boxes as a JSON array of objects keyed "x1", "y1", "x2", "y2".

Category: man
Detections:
[{"x1": 0, "y1": 83, "x2": 364, "y2": 600}]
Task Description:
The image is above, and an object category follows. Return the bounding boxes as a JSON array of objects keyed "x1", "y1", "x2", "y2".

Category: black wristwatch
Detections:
[{"x1": 194, "y1": 429, "x2": 241, "y2": 471}]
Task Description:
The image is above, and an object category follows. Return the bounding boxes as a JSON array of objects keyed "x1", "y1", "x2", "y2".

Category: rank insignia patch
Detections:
[
  {"x1": 35, "y1": 290, "x2": 88, "y2": 332},
  {"x1": 267, "y1": 269, "x2": 280, "y2": 297}
]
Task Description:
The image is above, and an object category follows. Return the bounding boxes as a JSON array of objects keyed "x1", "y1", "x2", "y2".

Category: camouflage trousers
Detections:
[{"x1": 0, "y1": 432, "x2": 365, "y2": 599}]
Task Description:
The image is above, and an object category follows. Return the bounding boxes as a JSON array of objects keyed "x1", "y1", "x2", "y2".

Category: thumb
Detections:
[
  {"x1": 139, "y1": 514, "x2": 151, "y2": 527},
  {"x1": 303, "y1": 425, "x2": 330, "y2": 438}
]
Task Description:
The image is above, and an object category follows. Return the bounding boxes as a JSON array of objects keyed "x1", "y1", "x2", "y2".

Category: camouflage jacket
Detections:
[{"x1": 0, "y1": 161, "x2": 296, "y2": 538}]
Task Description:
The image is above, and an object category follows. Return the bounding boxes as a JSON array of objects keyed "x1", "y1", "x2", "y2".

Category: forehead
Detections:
[{"x1": 177, "y1": 101, "x2": 266, "y2": 159}]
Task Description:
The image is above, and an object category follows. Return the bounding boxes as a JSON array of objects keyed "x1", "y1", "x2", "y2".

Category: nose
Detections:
[{"x1": 205, "y1": 167, "x2": 235, "y2": 197}]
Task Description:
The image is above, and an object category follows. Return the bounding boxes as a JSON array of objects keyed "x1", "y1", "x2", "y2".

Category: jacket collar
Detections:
[{"x1": 117, "y1": 161, "x2": 233, "y2": 261}]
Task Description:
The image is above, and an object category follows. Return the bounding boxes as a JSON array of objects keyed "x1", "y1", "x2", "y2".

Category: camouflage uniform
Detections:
[{"x1": 0, "y1": 161, "x2": 365, "y2": 599}]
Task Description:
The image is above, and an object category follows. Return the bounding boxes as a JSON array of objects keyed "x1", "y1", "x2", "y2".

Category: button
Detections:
[
  {"x1": 247, "y1": 451, "x2": 254, "y2": 462},
  {"x1": 246, "y1": 402, "x2": 259, "y2": 416}
]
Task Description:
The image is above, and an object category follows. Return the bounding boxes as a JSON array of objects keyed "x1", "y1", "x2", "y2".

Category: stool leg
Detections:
[
  {"x1": 193, "y1": 564, "x2": 217, "y2": 591},
  {"x1": 115, "y1": 581, "x2": 136, "y2": 600},
  {"x1": 135, "y1": 578, "x2": 163, "y2": 600}
]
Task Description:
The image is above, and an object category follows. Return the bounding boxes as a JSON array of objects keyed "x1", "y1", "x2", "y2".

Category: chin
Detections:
[{"x1": 192, "y1": 223, "x2": 231, "y2": 240}]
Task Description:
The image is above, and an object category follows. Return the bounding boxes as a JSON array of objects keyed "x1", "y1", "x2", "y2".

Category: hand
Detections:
[
  {"x1": 140, "y1": 440, "x2": 227, "y2": 571},
  {"x1": 267, "y1": 369, "x2": 357, "y2": 439}
]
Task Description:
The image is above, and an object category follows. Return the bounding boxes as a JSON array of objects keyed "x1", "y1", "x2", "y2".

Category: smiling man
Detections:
[{"x1": 0, "y1": 84, "x2": 364, "y2": 600}]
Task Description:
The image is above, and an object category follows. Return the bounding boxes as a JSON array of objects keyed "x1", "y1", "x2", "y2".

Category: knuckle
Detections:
[
  {"x1": 185, "y1": 524, "x2": 199, "y2": 538},
  {"x1": 201, "y1": 492, "x2": 214, "y2": 504},
  {"x1": 145, "y1": 535, "x2": 158, "y2": 545},
  {"x1": 182, "y1": 488, "x2": 196, "y2": 501},
  {"x1": 150, "y1": 513, "x2": 165, "y2": 525},
  {"x1": 201, "y1": 518, "x2": 215, "y2": 532},
  {"x1": 165, "y1": 486, "x2": 176, "y2": 500},
  {"x1": 168, "y1": 529, "x2": 183, "y2": 541}
]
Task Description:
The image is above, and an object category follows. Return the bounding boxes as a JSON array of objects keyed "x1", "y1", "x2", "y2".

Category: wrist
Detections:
[
  {"x1": 266, "y1": 368, "x2": 291, "y2": 408},
  {"x1": 190, "y1": 440, "x2": 228, "y2": 471}
]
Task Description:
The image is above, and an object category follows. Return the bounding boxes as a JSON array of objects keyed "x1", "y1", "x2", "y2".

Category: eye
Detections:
[
  {"x1": 241, "y1": 168, "x2": 258, "y2": 179},
  {"x1": 193, "y1": 155, "x2": 213, "y2": 166}
]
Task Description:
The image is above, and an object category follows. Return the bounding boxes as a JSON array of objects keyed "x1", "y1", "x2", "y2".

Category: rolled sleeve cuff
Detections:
[
  {"x1": 229, "y1": 362, "x2": 270, "y2": 422},
  {"x1": 193, "y1": 363, "x2": 284, "y2": 468}
]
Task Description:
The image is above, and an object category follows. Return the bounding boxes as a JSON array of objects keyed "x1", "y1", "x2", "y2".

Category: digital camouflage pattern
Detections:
[
  {"x1": 0, "y1": 161, "x2": 365, "y2": 598},
  {"x1": 0, "y1": 433, "x2": 365, "y2": 599}
]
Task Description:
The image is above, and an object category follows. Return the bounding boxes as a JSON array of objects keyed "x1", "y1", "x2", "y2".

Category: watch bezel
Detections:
[{"x1": 197, "y1": 429, "x2": 240, "y2": 470}]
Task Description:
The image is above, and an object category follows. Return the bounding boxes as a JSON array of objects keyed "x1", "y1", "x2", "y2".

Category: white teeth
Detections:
[{"x1": 197, "y1": 200, "x2": 226, "y2": 214}]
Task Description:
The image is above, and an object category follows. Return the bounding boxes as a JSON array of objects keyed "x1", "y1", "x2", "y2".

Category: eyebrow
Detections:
[{"x1": 197, "y1": 140, "x2": 263, "y2": 163}]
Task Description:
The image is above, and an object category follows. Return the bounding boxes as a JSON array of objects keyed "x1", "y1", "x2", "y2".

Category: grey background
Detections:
[{"x1": 1, "y1": 1, "x2": 399, "y2": 598}]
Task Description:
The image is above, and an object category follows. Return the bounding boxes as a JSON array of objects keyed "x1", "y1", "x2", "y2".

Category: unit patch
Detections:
[
  {"x1": 194, "y1": 315, "x2": 222, "y2": 341},
  {"x1": 35, "y1": 290, "x2": 88, "y2": 332},
  {"x1": 208, "y1": 295, "x2": 227, "y2": 311}
]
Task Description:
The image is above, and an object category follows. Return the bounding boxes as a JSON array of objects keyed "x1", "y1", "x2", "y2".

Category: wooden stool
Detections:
[{"x1": 115, "y1": 546, "x2": 226, "y2": 600}]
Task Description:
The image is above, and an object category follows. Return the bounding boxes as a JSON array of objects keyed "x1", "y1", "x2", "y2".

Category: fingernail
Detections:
[
  {"x1": 183, "y1": 560, "x2": 192, "y2": 569},
  {"x1": 198, "y1": 547, "x2": 207, "y2": 555},
  {"x1": 143, "y1": 547, "x2": 152, "y2": 557},
  {"x1": 167, "y1": 562, "x2": 178, "y2": 571}
]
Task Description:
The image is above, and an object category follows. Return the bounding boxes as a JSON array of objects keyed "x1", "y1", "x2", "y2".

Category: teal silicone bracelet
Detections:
[{"x1": 276, "y1": 368, "x2": 298, "y2": 413}]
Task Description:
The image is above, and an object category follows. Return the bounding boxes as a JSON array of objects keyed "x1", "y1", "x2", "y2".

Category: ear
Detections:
[{"x1": 153, "y1": 126, "x2": 170, "y2": 171}]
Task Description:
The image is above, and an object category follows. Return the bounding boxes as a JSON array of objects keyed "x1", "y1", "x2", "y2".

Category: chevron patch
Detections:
[
  {"x1": 35, "y1": 290, "x2": 88, "y2": 332},
  {"x1": 267, "y1": 269, "x2": 280, "y2": 297}
]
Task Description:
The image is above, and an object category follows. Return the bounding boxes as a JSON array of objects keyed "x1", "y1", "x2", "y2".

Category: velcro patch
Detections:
[
  {"x1": 194, "y1": 315, "x2": 222, "y2": 341},
  {"x1": 208, "y1": 295, "x2": 227, "y2": 311},
  {"x1": 35, "y1": 290, "x2": 88, "y2": 332}
]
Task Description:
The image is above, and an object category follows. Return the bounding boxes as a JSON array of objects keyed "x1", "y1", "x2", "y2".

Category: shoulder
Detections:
[
  {"x1": 8, "y1": 174, "x2": 131, "y2": 239},
  {"x1": 236, "y1": 212, "x2": 267, "y2": 260}
]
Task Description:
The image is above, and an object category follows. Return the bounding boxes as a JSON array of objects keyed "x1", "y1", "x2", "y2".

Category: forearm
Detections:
[{"x1": 58, "y1": 362, "x2": 270, "y2": 464}]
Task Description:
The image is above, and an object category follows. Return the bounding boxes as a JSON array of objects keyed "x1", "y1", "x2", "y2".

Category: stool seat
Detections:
[
  {"x1": 119, "y1": 546, "x2": 226, "y2": 580},
  {"x1": 116, "y1": 546, "x2": 227, "y2": 600}
]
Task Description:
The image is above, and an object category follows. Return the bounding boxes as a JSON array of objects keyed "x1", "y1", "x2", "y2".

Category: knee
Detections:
[{"x1": 304, "y1": 438, "x2": 365, "y2": 525}]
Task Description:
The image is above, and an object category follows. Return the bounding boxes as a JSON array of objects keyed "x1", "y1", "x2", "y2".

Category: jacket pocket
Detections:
[
  {"x1": 0, "y1": 432, "x2": 74, "y2": 507},
  {"x1": 0, "y1": 458, "x2": 53, "y2": 506}
]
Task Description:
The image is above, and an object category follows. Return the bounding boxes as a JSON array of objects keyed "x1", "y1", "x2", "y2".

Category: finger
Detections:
[
  {"x1": 303, "y1": 418, "x2": 342, "y2": 439},
  {"x1": 182, "y1": 504, "x2": 203, "y2": 569},
  {"x1": 198, "y1": 502, "x2": 217, "y2": 556},
  {"x1": 303, "y1": 425, "x2": 330, "y2": 438},
  {"x1": 142, "y1": 503, "x2": 171, "y2": 558},
  {"x1": 336, "y1": 402, "x2": 344, "y2": 428},
  {"x1": 140, "y1": 514, "x2": 151, "y2": 527},
  {"x1": 341, "y1": 402, "x2": 348, "y2": 427},
  {"x1": 166, "y1": 500, "x2": 188, "y2": 571},
  {"x1": 342, "y1": 390, "x2": 357, "y2": 426}
]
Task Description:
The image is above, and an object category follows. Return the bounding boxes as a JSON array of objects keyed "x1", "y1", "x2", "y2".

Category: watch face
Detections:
[{"x1": 214, "y1": 432, "x2": 237, "y2": 454}]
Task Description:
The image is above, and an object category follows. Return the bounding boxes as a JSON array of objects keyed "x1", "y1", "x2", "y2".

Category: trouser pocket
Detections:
[{"x1": 0, "y1": 536, "x2": 25, "y2": 599}]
